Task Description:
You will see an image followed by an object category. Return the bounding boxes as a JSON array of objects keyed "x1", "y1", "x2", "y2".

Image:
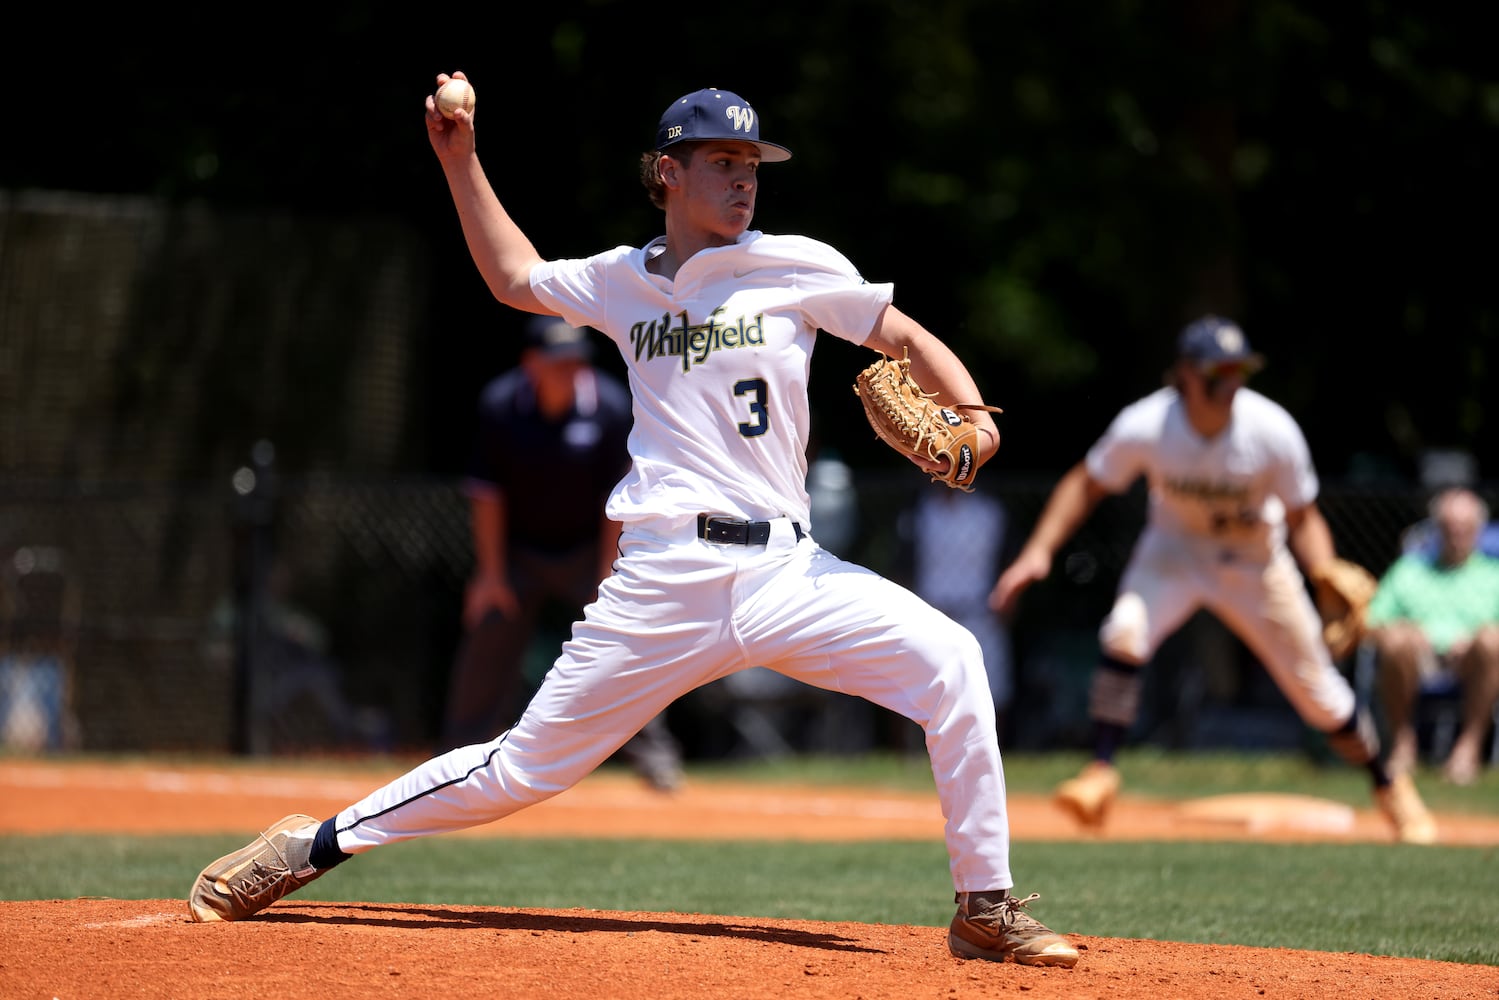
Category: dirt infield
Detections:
[{"x1": 3, "y1": 758, "x2": 1497, "y2": 999}]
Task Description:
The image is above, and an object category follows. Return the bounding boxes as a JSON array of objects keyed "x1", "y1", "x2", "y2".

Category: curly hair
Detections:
[{"x1": 639, "y1": 144, "x2": 698, "y2": 211}]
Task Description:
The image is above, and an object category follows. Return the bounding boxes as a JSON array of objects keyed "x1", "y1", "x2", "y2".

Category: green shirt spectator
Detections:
[
  {"x1": 1366, "y1": 550, "x2": 1499, "y2": 654},
  {"x1": 1367, "y1": 487, "x2": 1499, "y2": 785}
]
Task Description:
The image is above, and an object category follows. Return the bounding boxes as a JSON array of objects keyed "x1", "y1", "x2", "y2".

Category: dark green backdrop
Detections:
[{"x1": 4, "y1": 1, "x2": 1493, "y2": 483}]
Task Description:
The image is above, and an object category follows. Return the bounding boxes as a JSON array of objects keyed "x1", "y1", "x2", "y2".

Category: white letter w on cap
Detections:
[{"x1": 725, "y1": 106, "x2": 754, "y2": 134}]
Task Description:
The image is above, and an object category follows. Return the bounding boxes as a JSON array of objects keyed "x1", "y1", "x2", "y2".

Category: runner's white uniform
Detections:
[
  {"x1": 326, "y1": 231, "x2": 1013, "y2": 891},
  {"x1": 1089, "y1": 385, "x2": 1354, "y2": 729}
]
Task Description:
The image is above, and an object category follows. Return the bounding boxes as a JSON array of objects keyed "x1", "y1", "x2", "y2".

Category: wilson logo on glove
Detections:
[
  {"x1": 954, "y1": 445, "x2": 975, "y2": 484},
  {"x1": 853, "y1": 349, "x2": 1001, "y2": 492}
]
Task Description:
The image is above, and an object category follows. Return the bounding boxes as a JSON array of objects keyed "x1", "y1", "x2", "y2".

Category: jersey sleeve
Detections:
[
  {"x1": 1264, "y1": 404, "x2": 1320, "y2": 509},
  {"x1": 462, "y1": 379, "x2": 510, "y2": 498},
  {"x1": 1085, "y1": 404, "x2": 1150, "y2": 493},
  {"x1": 529, "y1": 248, "x2": 632, "y2": 334},
  {"x1": 784, "y1": 238, "x2": 894, "y2": 345}
]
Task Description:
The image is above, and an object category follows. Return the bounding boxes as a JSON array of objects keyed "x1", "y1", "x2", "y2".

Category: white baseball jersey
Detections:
[
  {"x1": 327, "y1": 230, "x2": 1015, "y2": 893},
  {"x1": 532, "y1": 231, "x2": 890, "y2": 530},
  {"x1": 1087, "y1": 385, "x2": 1317, "y2": 561},
  {"x1": 1088, "y1": 385, "x2": 1354, "y2": 730}
]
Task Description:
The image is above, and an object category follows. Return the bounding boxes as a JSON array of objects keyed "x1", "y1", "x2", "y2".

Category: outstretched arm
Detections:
[
  {"x1": 988, "y1": 460, "x2": 1110, "y2": 618},
  {"x1": 426, "y1": 72, "x2": 548, "y2": 314}
]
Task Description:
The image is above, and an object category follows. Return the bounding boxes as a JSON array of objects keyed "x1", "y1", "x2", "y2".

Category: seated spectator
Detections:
[{"x1": 1366, "y1": 487, "x2": 1499, "y2": 784}]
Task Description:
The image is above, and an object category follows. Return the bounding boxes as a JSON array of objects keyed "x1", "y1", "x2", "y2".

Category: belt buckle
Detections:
[{"x1": 701, "y1": 514, "x2": 740, "y2": 544}]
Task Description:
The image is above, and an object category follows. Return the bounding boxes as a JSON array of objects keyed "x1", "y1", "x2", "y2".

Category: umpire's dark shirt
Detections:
[{"x1": 465, "y1": 367, "x2": 632, "y2": 555}]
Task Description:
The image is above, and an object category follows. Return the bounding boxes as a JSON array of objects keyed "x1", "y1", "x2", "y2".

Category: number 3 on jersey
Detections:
[{"x1": 734, "y1": 378, "x2": 769, "y2": 437}]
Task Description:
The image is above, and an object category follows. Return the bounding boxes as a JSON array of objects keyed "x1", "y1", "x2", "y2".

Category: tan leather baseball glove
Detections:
[
  {"x1": 853, "y1": 349, "x2": 1001, "y2": 491},
  {"x1": 1309, "y1": 558, "x2": 1379, "y2": 661}
]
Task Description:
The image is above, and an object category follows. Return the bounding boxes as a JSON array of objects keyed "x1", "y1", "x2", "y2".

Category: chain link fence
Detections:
[
  {"x1": 0, "y1": 471, "x2": 1476, "y2": 758},
  {"x1": 3, "y1": 190, "x2": 1489, "y2": 762}
]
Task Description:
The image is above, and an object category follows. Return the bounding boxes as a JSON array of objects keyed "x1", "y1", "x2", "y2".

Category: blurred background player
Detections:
[
  {"x1": 989, "y1": 315, "x2": 1437, "y2": 844},
  {"x1": 440, "y1": 314, "x2": 683, "y2": 791},
  {"x1": 1366, "y1": 486, "x2": 1499, "y2": 785}
]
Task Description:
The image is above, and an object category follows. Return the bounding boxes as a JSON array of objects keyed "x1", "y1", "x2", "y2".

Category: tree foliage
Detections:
[{"x1": 3, "y1": 1, "x2": 1493, "y2": 480}]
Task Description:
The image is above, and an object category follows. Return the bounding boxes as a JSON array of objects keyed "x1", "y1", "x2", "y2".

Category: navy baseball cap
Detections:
[
  {"x1": 654, "y1": 88, "x2": 792, "y2": 162},
  {"x1": 1177, "y1": 315, "x2": 1264, "y2": 371},
  {"x1": 524, "y1": 315, "x2": 593, "y2": 362}
]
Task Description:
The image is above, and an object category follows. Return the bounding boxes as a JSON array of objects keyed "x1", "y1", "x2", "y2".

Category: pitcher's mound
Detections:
[{"x1": 1176, "y1": 793, "x2": 1355, "y2": 834}]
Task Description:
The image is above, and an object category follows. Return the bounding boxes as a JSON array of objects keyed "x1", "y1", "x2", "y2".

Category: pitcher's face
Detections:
[{"x1": 665, "y1": 141, "x2": 761, "y2": 243}]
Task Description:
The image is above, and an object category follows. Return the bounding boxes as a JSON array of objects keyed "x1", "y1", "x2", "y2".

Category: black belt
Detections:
[{"x1": 697, "y1": 514, "x2": 805, "y2": 545}]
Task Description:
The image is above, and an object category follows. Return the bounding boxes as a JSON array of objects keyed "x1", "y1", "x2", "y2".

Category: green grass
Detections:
[
  {"x1": 3, "y1": 750, "x2": 1497, "y2": 965},
  {"x1": 691, "y1": 746, "x2": 1499, "y2": 816}
]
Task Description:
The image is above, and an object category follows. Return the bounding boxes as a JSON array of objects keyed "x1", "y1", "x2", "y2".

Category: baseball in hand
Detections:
[{"x1": 436, "y1": 78, "x2": 476, "y2": 120}]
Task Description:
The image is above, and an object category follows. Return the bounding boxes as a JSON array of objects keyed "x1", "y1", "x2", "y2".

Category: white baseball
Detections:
[{"x1": 436, "y1": 78, "x2": 476, "y2": 120}]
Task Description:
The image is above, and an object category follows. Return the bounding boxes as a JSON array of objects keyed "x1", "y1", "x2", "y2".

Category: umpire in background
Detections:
[{"x1": 440, "y1": 315, "x2": 684, "y2": 791}]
